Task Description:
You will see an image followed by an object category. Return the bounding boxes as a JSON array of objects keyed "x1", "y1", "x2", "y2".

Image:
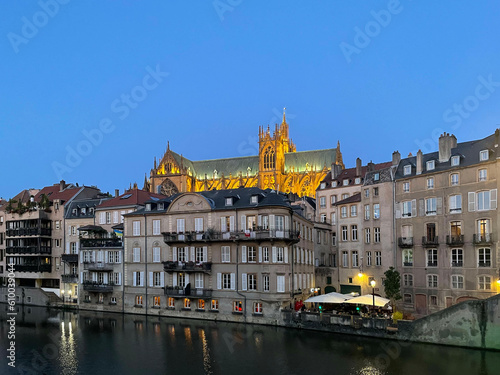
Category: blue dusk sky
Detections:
[{"x1": 1, "y1": 0, "x2": 500, "y2": 199}]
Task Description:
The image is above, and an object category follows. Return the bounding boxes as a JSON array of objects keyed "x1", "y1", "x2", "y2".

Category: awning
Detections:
[
  {"x1": 304, "y1": 292, "x2": 354, "y2": 304},
  {"x1": 78, "y1": 225, "x2": 106, "y2": 232},
  {"x1": 344, "y1": 294, "x2": 391, "y2": 308}
]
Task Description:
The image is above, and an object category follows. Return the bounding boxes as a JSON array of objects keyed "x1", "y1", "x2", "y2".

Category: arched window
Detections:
[{"x1": 263, "y1": 146, "x2": 275, "y2": 170}]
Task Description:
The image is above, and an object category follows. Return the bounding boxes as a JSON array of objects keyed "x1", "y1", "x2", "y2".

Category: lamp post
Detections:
[{"x1": 370, "y1": 280, "x2": 376, "y2": 315}]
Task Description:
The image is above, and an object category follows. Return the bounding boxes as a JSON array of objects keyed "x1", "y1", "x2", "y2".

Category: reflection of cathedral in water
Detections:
[{"x1": 144, "y1": 110, "x2": 344, "y2": 198}]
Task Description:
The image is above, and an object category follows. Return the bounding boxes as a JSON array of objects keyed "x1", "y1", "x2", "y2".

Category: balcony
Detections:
[
  {"x1": 163, "y1": 230, "x2": 300, "y2": 245},
  {"x1": 62, "y1": 254, "x2": 79, "y2": 263},
  {"x1": 6, "y1": 227, "x2": 51, "y2": 237},
  {"x1": 14, "y1": 264, "x2": 51, "y2": 273},
  {"x1": 427, "y1": 261, "x2": 438, "y2": 267},
  {"x1": 473, "y1": 233, "x2": 493, "y2": 245},
  {"x1": 421, "y1": 236, "x2": 439, "y2": 248},
  {"x1": 82, "y1": 281, "x2": 115, "y2": 293},
  {"x1": 62, "y1": 274, "x2": 78, "y2": 283},
  {"x1": 80, "y1": 238, "x2": 123, "y2": 249},
  {"x1": 164, "y1": 286, "x2": 212, "y2": 298},
  {"x1": 403, "y1": 262, "x2": 413, "y2": 267},
  {"x1": 398, "y1": 237, "x2": 413, "y2": 248},
  {"x1": 6, "y1": 246, "x2": 51, "y2": 255},
  {"x1": 451, "y1": 261, "x2": 463, "y2": 267},
  {"x1": 83, "y1": 262, "x2": 115, "y2": 271},
  {"x1": 446, "y1": 235, "x2": 464, "y2": 246},
  {"x1": 163, "y1": 261, "x2": 212, "y2": 274},
  {"x1": 478, "y1": 261, "x2": 491, "y2": 268}
]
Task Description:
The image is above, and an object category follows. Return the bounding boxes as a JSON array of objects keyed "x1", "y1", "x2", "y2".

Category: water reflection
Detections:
[
  {"x1": 199, "y1": 328, "x2": 213, "y2": 375},
  {"x1": 59, "y1": 319, "x2": 78, "y2": 375}
]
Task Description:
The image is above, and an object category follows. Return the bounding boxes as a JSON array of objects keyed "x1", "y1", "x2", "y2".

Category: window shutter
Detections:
[
  {"x1": 269, "y1": 215, "x2": 275, "y2": 230},
  {"x1": 66, "y1": 242, "x2": 70, "y2": 252},
  {"x1": 230, "y1": 273, "x2": 236, "y2": 290},
  {"x1": 160, "y1": 273, "x2": 165, "y2": 287},
  {"x1": 284, "y1": 247, "x2": 288, "y2": 263},
  {"x1": 185, "y1": 274, "x2": 189, "y2": 287},
  {"x1": 100, "y1": 212, "x2": 105, "y2": 224},
  {"x1": 173, "y1": 272, "x2": 178, "y2": 287},
  {"x1": 242, "y1": 273, "x2": 247, "y2": 291},
  {"x1": 203, "y1": 246, "x2": 208, "y2": 262},
  {"x1": 217, "y1": 273, "x2": 222, "y2": 289},
  {"x1": 149, "y1": 272, "x2": 153, "y2": 287},
  {"x1": 172, "y1": 247, "x2": 177, "y2": 261},
  {"x1": 103, "y1": 273, "x2": 108, "y2": 284},
  {"x1": 241, "y1": 246, "x2": 247, "y2": 263},
  {"x1": 105, "y1": 251, "x2": 109, "y2": 263},
  {"x1": 118, "y1": 273, "x2": 122, "y2": 286},
  {"x1": 395, "y1": 202, "x2": 401, "y2": 219},
  {"x1": 75, "y1": 241, "x2": 79, "y2": 254},
  {"x1": 285, "y1": 216, "x2": 290, "y2": 231},
  {"x1": 241, "y1": 215, "x2": 246, "y2": 231},
  {"x1": 229, "y1": 216, "x2": 235, "y2": 231},
  {"x1": 190, "y1": 247, "x2": 195, "y2": 261},
  {"x1": 272, "y1": 246, "x2": 277, "y2": 263},
  {"x1": 133, "y1": 272, "x2": 137, "y2": 286},
  {"x1": 258, "y1": 215, "x2": 262, "y2": 227},
  {"x1": 411, "y1": 199, "x2": 417, "y2": 217},
  {"x1": 490, "y1": 189, "x2": 497, "y2": 209},
  {"x1": 92, "y1": 273, "x2": 97, "y2": 282},
  {"x1": 80, "y1": 272, "x2": 83, "y2": 284},
  {"x1": 418, "y1": 199, "x2": 424, "y2": 217},
  {"x1": 221, "y1": 217, "x2": 226, "y2": 232},
  {"x1": 140, "y1": 272, "x2": 144, "y2": 287},
  {"x1": 80, "y1": 251, "x2": 84, "y2": 263},
  {"x1": 436, "y1": 197, "x2": 443, "y2": 215},
  {"x1": 258, "y1": 247, "x2": 262, "y2": 263},
  {"x1": 92, "y1": 251, "x2": 96, "y2": 262},
  {"x1": 468, "y1": 192, "x2": 475, "y2": 212},
  {"x1": 118, "y1": 251, "x2": 122, "y2": 264}
]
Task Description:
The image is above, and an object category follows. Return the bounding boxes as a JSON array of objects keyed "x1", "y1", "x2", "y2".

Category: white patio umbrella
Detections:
[
  {"x1": 304, "y1": 292, "x2": 354, "y2": 304},
  {"x1": 344, "y1": 294, "x2": 391, "y2": 308}
]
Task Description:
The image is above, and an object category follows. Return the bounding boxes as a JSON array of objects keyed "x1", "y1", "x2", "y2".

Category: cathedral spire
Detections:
[{"x1": 282, "y1": 107, "x2": 286, "y2": 124}]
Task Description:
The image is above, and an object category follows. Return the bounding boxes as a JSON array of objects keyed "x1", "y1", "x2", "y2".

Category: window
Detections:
[
  {"x1": 404, "y1": 294, "x2": 413, "y2": 304},
  {"x1": 222, "y1": 273, "x2": 232, "y2": 289},
  {"x1": 183, "y1": 298, "x2": 191, "y2": 309},
  {"x1": 427, "y1": 177, "x2": 434, "y2": 189},
  {"x1": 195, "y1": 247, "x2": 204, "y2": 262},
  {"x1": 451, "y1": 249, "x2": 463, "y2": 267},
  {"x1": 153, "y1": 247, "x2": 160, "y2": 263},
  {"x1": 479, "y1": 150, "x2": 488, "y2": 161},
  {"x1": 404, "y1": 165, "x2": 411, "y2": 175},
  {"x1": 426, "y1": 160, "x2": 435, "y2": 171},
  {"x1": 55, "y1": 239, "x2": 61, "y2": 247},
  {"x1": 341, "y1": 206, "x2": 347, "y2": 218},
  {"x1": 343, "y1": 179, "x2": 349, "y2": 186},
  {"x1": 427, "y1": 249, "x2": 437, "y2": 267},
  {"x1": 225, "y1": 197, "x2": 233, "y2": 206},
  {"x1": 364, "y1": 205, "x2": 370, "y2": 220},
  {"x1": 262, "y1": 247, "x2": 269, "y2": 262},
  {"x1": 374, "y1": 228, "x2": 380, "y2": 243},
  {"x1": 320, "y1": 197, "x2": 326, "y2": 208},
  {"x1": 425, "y1": 198, "x2": 437, "y2": 215},
  {"x1": 477, "y1": 219, "x2": 490, "y2": 239},
  {"x1": 70, "y1": 242, "x2": 77, "y2": 253},
  {"x1": 402, "y1": 200, "x2": 413, "y2": 217},
  {"x1": 253, "y1": 302, "x2": 263, "y2": 314},
  {"x1": 106, "y1": 212, "x2": 111, "y2": 224},
  {"x1": 427, "y1": 275, "x2": 438, "y2": 288},
  {"x1": 478, "y1": 169, "x2": 487, "y2": 182},
  {"x1": 178, "y1": 273, "x2": 186, "y2": 288},
  {"x1": 320, "y1": 214, "x2": 327, "y2": 223},
  {"x1": 449, "y1": 194, "x2": 462, "y2": 213},
  {"x1": 221, "y1": 246, "x2": 230, "y2": 263},
  {"x1": 374, "y1": 173, "x2": 380, "y2": 181},
  {"x1": 403, "y1": 274, "x2": 413, "y2": 287},
  {"x1": 55, "y1": 221, "x2": 60, "y2": 230},
  {"x1": 198, "y1": 299, "x2": 205, "y2": 310},
  {"x1": 276, "y1": 247, "x2": 284, "y2": 262},
  {"x1": 478, "y1": 276, "x2": 491, "y2": 290},
  {"x1": 135, "y1": 295, "x2": 143, "y2": 306},
  {"x1": 176, "y1": 218, "x2": 185, "y2": 233},
  {"x1": 248, "y1": 247, "x2": 256, "y2": 262},
  {"x1": 133, "y1": 272, "x2": 143, "y2": 287},
  {"x1": 332, "y1": 233, "x2": 336, "y2": 246},
  {"x1": 366, "y1": 251, "x2": 372, "y2": 266},
  {"x1": 451, "y1": 155, "x2": 460, "y2": 166},
  {"x1": 317, "y1": 231, "x2": 321, "y2": 244},
  {"x1": 402, "y1": 249, "x2": 413, "y2": 266},
  {"x1": 263, "y1": 146, "x2": 275, "y2": 169},
  {"x1": 477, "y1": 190, "x2": 494, "y2": 210},
  {"x1": 168, "y1": 297, "x2": 175, "y2": 308},
  {"x1": 373, "y1": 187, "x2": 379, "y2": 197},
  {"x1": 351, "y1": 225, "x2": 358, "y2": 241},
  {"x1": 478, "y1": 248, "x2": 491, "y2": 267},
  {"x1": 350, "y1": 205, "x2": 357, "y2": 217},
  {"x1": 275, "y1": 216, "x2": 284, "y2": 231},
  {"x1": 263, "y1": 275, "x2": 270, "y2": 292},
  {"x1": 320, "y1": 182, "x2": 326, "y2": 189},
  {"x1": 133, "y1": 221, "x2": 140, "y2": 236},
  {"x1": 153, "y1": 296, "x2": 161, "y2": 307},
  {"x1": 331, "y1": 181, "x2": 337, "y2": 188},
  {"x1": 113, "y1": 211, "x2": 119, "y2": 223},
  {"x1": 195, "y1": 273, "x2": 203, "y2": 289},
  {"x1": 403, "y1": 182, "x2": 410, "y2": 193},
  {"x1": 364, "y1": 189, "x2": 369, "y2": 198},
  {"x1": 330, "y1": 195, "x2": 337, "y2": 205},
  {"x1": 152, "y1": 220, "x2": 161, "y2": 235},
  {"x1": 451, "y1": 275, "x2": 464, "y2": 289},
  {"x1": 342, "y1": 251, "x2": 348, "y2": 267},
  {"x1": 342, "y1": 193, "x2": 349, "y2": 200},
  {"x1": 341, "y1": 226, "x2": 348, "y2": 241},
  {"x1": 250, "y1": 195, "x2": 259, "y2": 205},
  {"x1": 133, "y1": 248, "x2": 140, "y2": 262},
  {"x1": 194, "y1": 218, "x2": 203, "y2": 232},
  {"x1": 248, "y1": 274, "x2": 257, "y2": 291},
  {"x1": 352, "y1": 251, "x2": 359, "y2": 268},
  {"x1": 211, "y1": 299, "x2": 219, "y2": 311},
  {"x1": 233, "y1": 301, "x2": 243, "y2": 312},
  {"x1": 450, "y1": 221, "x2": 462, "y2": 237},
  {"x1": 450, "y1": 173, "x2": 459, "y2": 186},
  {"x1": 355, "y1": 177, "x2": 361, "y2": 184},
  {"x1": 375, "y1": 251, "x2": 381, "y2": 266},
  {"x1": 373, "y1": 204, "x2": 380, "y2": 219},
  {"x1": 426, "y1": 223, "x2": 436, "y2": 242},
  {"x1": 277, "y1": 275, "x2": 285, "y2": 293},
  {"x1": 365, "y1": 228, "x2": 371, "y2": 244}
]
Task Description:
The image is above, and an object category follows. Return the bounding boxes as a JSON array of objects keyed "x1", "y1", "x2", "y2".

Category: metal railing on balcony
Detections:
[
  {"x1": 62, "y1": 254, "x2": 79, "y2": 263},
  {"x1": 421, "y1": 236, "x2": 439, "y2": 248},
  {"x1": 163, "y1": 261, "x2": 212, "y2": 273},
  {"x1": 6, "y1": 246, "x2": 51, "y2": 255},
  {"x1": 403, "y1": 262, "x2": 413, "y2": 267},
  {"x1": 83, "y1": 262, "x2": 115, "y2": 271},
  {"x1": 398, "y1": 237, "x2": 413, "y2": 248},
  {"x1": 473, "y1": 233, "x2": 493, "y2": 244},
  {"x1": 164, "y1": 286, "x2": 212, "y2": 298},
  {"x1": 427, "y1": 261, "x2": 438, "y2": 267},
  {"x1": 62, "y1": 274, "x2": 78, "y2": 283},
  {"x1": 451, "y1": 261, "x2": 463, "y2": 267},
  {"x1": 446, "y1": 235, "x2": 464, "y2": 246},
  {"x1": 163, "y1": 230, "x2": 300, "y2": 244},
  {"x1": 82, "y1": 281, "x2": 115, "y2": 293},
  {"x1": 80, "y1": 238, "x2": 123, "y2": 249},
  {"x1": 6, "y1": 227, "x2": 51, "y2": 237},
  {"x1": 478, "y1": 261, "x2": 491, "y2": 268},
  {"x1": 13, "y1": 264, "x2": 51, "y2": 273}
]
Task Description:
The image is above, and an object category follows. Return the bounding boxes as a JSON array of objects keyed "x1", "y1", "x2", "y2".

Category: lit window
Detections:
[
  {"x1": 183, "y1": 298, "x2": 191, "y2": 309},
  {"x1": 168, "y1": 297, "x2": 175, "y2": 308},
  {"x1": 198, "y1": 299, "x2": 205, "y2": 310},
  {"x1": 403, "y1": 165, "x2": 411, "y2": 175},
  {"x1": 233, "y1": 301, "x2": 243, "y2": 312},
  {"x1": 426, "y1": 160, "x2": 435, "y2": 171},
  {"x1": 479, "y1": 150, "x2": 488, "y2": 161},
  {"x1": 211, "y1": 299, "x2": 219, "y2": 310},
  {"x1": 153, "y1": 296, "x2": 161, "y2": 307},
  {"x1": 135, "y1": 295, "x2": 143, "y2": 306},
  {"x1": 253, "y1": 302, "x2": 263, "y2": 314},
  {"x1": 451, "y1": 156, "x2": 460, "y2": 166}
]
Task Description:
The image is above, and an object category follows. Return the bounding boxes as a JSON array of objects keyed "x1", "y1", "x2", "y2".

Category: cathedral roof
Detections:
[
  {"x1": 192, "y1": 156, "x2": 259, "y2": 178},
  {"x1": 284, "y1": 148, "x2": 337, "y2": 172}
]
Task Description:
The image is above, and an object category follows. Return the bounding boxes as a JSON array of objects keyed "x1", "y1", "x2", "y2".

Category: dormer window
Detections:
[
  {"x1": 354, "y1": 177, "x2": 361, "y2": 184},
  {"x1": 72, "y1": 208, "x2": 77, "y2": 215},
  {"x1": 426, "y1": 160, "x2": 435, "y2": 171},
  {"x1": 320, "y1": 182, "x2": 326, "y2": 189},
  {"x1": 81, "y1": 208, "x2": 86, "y2": 215},
  {"x1": 158, "y1": 203, "x2": 164, "y2": 210},
  {"x1": 250, "y1": 195, "x2": 258, "y2": 204},
  {"x1": 480, "y1": 150, "x2": 488, "y2": 161},
  {"x1": 331, "y1": 181, "x2": 337, "y2": 188},
  {"x1": 343, "y1": 179, "x2": 349, "y2": 186},
  {"x1": 145, "y1": 203, "x2": 151, "y2": 211},
  {"x1": 225, "y1": 197, "x2": 233, "y2": 206},
  {"x1": 451, "y1": 156, "x2": 460, "y2": 166},
  {"x1": 373, "y1": 173, "x2": 380, "y2": 181},
  {"x1": 403, "y1": 165, "x2": 411, "y2": 176}
]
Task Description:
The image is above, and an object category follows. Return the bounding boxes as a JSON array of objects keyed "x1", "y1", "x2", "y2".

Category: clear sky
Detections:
[{"x1": 1, "y1": 0, "x2": 500, "y2": 199}]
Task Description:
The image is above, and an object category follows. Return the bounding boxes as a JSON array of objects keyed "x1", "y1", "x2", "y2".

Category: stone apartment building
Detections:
[
  {"x1": 123, "y1": 187, "x2": 315, "y2": 322},
  {"x1": 395, "y1": 131, "x2": 500, "y2": 316}
]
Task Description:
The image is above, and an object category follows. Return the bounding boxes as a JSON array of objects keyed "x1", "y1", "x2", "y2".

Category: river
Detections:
[{"x1": 1, "y1": 305, "x2": 498, "y2": 375}]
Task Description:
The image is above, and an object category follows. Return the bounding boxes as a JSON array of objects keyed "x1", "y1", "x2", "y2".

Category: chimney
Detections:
[
  {"x1": 356, "y1": 158, "x2": 362, "y2": 176},
  {"x1": 331, "y1": 163, "x2": 342, "y2": 179},
  {"x1": 392, "y1": 151, "x2": 401, "y2": 166},
  {"x1": 115, "y1": 189, "x2": 119, "y2": 198},
  {"x1": 495, "y1": 128, "x2": 500, "y2": 148},
  {"x1": 59, "y1": 180, "x2": 65, "y2": 192},
  {"x1": 416, "y1": 150, "x2": 423, "y2": 175},
  {"x1": 439, "y1": 132, "x2": 457, "y2": 162},
  {"x1": 367, "y1": 161, "x2": 375, "y2": 172}
]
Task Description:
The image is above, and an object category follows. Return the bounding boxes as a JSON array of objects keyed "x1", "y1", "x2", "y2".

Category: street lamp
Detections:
[{"x1": 370, "y1": 280, "x2": 376, "y2": 315}]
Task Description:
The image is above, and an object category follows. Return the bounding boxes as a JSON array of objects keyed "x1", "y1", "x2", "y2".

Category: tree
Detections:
[{"x1": 384, "y1": 267, "x2": 402, "y2": 311}]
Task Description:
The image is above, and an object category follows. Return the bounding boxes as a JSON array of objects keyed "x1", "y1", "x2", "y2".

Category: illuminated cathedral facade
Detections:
[{"x1": 144, "y1": 111, "x2": 344, "y2": 198}]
